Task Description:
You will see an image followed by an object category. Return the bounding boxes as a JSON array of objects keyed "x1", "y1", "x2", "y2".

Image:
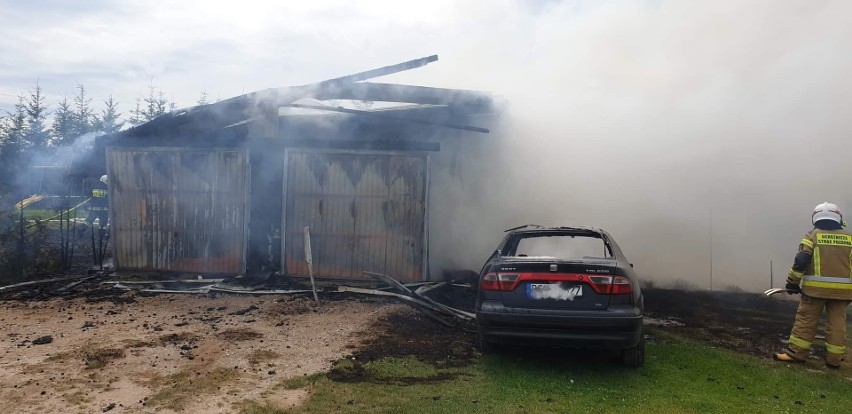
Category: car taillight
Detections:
[
  {"x1": 481, "y1": 273, "x2": 520, "y2": 291},
  {"x1": 482, "y1": 273, "x2": 632, "y2": 294},
  {"x1": 586, "y1": 275, "x2": 614, "y2": 294},
  {"x1": 611, "y1": 276, "x2": 633, "y2": 295},
  {"x1": 586, "y1": 275, "x2": 633, "y2": 295}
]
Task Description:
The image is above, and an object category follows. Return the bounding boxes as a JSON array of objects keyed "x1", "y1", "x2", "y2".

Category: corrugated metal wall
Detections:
[
  {"x1": 283, "y1": 151, "x2": 427, "y2": 281},
  {"x1": 107, "y1": 148, "x2": 248, "y2": 274}
]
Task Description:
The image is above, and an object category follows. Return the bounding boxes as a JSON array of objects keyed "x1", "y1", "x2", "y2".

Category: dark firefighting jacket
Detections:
[
  {"x1": 788, "y1": 223, "x2": 852, "y2": 300},
  {"x1": 90, "y1": 181, "x2": 108, "y2": 211}
]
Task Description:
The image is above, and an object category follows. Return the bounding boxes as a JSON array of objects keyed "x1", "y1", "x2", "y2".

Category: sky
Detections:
[
  {"x1": 2, "y1": 0, "x2": 851, "y2": 291},
  {"x1": 0, "y1": 0, "x2": 520, "y2": 112}
]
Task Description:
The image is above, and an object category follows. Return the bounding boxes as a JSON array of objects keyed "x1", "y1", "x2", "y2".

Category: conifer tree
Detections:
[
  {"x1": 51, "y1": 97, "x2": 74, "y2": 146},
  {"x1": 72, "y1": 84, "x2": 94, "y2": 137},
  {"x1": 8, "y1": 95, "x2": 28, "y2": 144},
  {"x1": 0, "y1": 113, "x2": 11, "y2": 191},
  {"x1": 0, "y1": 113, "x2": 9, "y2": 145},
  {"x1": 128, "y1": 98, "x2": 145, "y2": 126},
  {"x1": 143, "y1": 83, "x2": 166, "y2": 121},
  {"x1": 0, "y1": 96, "x2": 28, "y2": 195},
  {"x1": 24, "y1": 82, "x2": 50, "y2": 150},
  {"x1": 197, "y1": 90, "x2": 210, "y2": 106},
  {"x1": 96, "y1": 94, "x2": 122, "y2": 134}
]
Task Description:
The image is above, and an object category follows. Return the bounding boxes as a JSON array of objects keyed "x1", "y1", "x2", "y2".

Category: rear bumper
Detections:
[{"x1": 477, "y1": 302, "x2": 643, "y2": 349}]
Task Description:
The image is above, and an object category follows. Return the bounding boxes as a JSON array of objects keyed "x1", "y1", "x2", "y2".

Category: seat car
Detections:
[{"x1": 475, "y1": 225, "x2": 645, "y2": 367}]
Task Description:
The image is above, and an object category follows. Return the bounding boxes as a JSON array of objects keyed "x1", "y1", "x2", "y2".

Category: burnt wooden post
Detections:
[{"x1": 303, "y1": 226, "x2": 320, "y2": 304}]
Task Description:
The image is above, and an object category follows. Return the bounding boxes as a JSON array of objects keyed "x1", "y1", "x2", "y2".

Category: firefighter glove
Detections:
[{"x1": 785, "y1": 282, "x2": 801, "y2": 295}]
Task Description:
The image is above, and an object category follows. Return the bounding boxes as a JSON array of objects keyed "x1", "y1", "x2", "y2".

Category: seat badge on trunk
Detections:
[{"x1": 550, "y1": 264, "x2": 558, "y2": 272}]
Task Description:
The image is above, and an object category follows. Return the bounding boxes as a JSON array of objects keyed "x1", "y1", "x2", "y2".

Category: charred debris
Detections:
[{"x1": 0, "y1": 270, "x2": 476, "y2": 328}]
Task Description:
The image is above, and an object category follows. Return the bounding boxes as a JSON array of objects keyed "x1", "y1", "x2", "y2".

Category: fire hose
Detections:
[{"x1": 764, "y1": 288, "x2": 798, "y2": 296}]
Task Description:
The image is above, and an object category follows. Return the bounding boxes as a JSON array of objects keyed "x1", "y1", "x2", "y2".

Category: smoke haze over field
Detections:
[
  {"x1": 398, "y1": 0, "x2": 852, "y2": 292},
  {"x1": 3, "y1": 1, "x2": 852, "y2": 291}
]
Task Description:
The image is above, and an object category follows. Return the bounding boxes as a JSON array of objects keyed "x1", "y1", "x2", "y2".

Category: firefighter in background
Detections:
[
  {"x1": 86, "y1": 175, "x2": 110, "y2": 267},
  {"x1": 774, "y1": 202, "x2": 852, "y2": 368},
  {"x1": 86, "y1": 175, "x2": 109, "y2": 229}
]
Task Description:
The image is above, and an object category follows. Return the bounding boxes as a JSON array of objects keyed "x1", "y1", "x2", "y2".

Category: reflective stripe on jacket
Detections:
[{"x1": 90, "y1": 183, "x2": 109, "y2": 211}]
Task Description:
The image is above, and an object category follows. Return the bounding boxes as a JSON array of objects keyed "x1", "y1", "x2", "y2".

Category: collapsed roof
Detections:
[
  {"x1": 70, "y1": 55, "x2": 495, "y2": 176},
  {"x1": 115, "y1": 55, "x2": 495, "y2": 142}
]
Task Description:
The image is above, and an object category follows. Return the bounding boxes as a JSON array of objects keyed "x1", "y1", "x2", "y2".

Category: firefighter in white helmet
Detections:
[
  {"x1": 86, "y1": 175, "x2": 109, "y2": 228},
  {"x1": 774, "y1": 202, "x2": 852, "y2": 368}
]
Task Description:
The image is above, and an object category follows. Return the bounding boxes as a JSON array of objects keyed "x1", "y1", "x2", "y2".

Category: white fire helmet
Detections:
[
  {"x1": 100, "y1": 175, "x2": 109, "y2": 185},
  {"x1": 812, "y1": 202, "x2": 842, "y2": 225}
]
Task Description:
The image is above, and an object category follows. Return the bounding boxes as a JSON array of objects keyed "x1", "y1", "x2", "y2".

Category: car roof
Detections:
[{"x1": 503, "y1": 225, "x2": 606, "y2": 235}]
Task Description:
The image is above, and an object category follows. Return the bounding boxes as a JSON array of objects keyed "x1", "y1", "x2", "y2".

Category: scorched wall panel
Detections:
[
  {"x1": 283, "y1": 151, "x2": 427, "y2": 281},
  {"x1": 107, "y1": 148, "x2": 248, "y2": 274}
]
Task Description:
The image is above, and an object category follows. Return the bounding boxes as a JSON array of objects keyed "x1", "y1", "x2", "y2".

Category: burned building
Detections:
[{"x1": 103, "y1": 56, "x2": 496, "y2": 281}]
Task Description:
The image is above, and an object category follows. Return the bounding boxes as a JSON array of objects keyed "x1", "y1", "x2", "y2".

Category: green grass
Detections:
[
  {"x1": 280, "y1": 373, "x2": 325, "y2": 390},
  {"x1": 277, "y1": 331, "x2": 852, "y2": 414},
  {"x1": 21, "y1": 209, "x2": 55, "y2": 219},
  {"x1": 145, "y1": 367, "x2": 239, "y2": 411},
  {"x1": 366, "y1": 357, "x2": 441, "y2": 381}
]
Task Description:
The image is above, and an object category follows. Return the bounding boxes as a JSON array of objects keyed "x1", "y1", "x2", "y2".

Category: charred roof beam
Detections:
[
  {"x1": 285, "y1": 103, "x2": 489, "y2": 133},
  {"x1": 316, "y1": 55, "x2": 438, "y2": 85},
  {"x1": 311, "y1": 82, "x2": 493, "y2": 114}
]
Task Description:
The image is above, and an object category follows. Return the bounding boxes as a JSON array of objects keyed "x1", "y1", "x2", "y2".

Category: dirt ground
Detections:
[
  {"x1": 1, "y1": 281, "x2": 848, "y2": 413},
  {"x1": 0, "y1": 291, "x2": 402, "y2": 413}
]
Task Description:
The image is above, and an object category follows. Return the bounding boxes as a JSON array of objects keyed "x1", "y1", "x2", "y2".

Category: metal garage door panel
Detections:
[
  {"x1": 283, "y1": 151, "x2": 426, "y2": 281},
  {"x1": 351, "y1": 155, "x2": 391, "y2": 279},
  {"x1": 385, "y1": 155, "x2": 426, "y2": 280},
  {"x1": 108, "y1": 148, "x2": 248, "y2": 274}
]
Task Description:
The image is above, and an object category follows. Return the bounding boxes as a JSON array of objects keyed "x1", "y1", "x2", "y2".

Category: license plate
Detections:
[{"x1": 526, "y1": 283, "x2": 583, "y2": 301}]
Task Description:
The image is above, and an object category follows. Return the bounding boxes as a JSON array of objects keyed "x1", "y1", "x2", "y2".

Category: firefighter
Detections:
[
  {"x1": 774, "y1": 202, "x2": 852, "y2": 368},
  {"x1": 85, "y1": 175, "x2": 110, "y2": 267},
  {"x1": 86, "y1": 175, "x2": 109, "y2": 228}
]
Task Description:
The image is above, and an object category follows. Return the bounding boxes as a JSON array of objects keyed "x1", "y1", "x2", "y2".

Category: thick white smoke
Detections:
[{"x1": 415, "y1": 0, "x2": 852, "y2": 292}]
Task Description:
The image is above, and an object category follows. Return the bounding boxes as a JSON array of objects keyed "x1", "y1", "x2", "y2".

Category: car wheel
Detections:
[{"x1": 622, "y1": 338, "x2": 645, "y2": 368}]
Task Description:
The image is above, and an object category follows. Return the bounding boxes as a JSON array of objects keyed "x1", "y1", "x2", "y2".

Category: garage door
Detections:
[
  {"x1": 283, "y1": 151, "x2": 427, "y2": 281},
  {"x1": 107, "y1": 148, "x2": 248, "y2": 274}
]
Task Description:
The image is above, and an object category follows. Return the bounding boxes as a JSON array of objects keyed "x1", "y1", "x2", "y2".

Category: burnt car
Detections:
[{"x1": 475, "y1": 225, "x2": 645, "y2": 367}]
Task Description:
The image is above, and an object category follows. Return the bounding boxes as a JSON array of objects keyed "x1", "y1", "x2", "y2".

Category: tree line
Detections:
[{"x1": 0, "y1": 81, "x2": 215, "y2": 201}]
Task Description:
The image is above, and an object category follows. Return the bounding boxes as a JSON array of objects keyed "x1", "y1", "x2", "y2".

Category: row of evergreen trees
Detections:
[
  {"x1": 0, "y1": 82, "x2": 188, "y2": 151},
  {"x1": 0, "y1": 82, "x2": 214, "y2": 199}
]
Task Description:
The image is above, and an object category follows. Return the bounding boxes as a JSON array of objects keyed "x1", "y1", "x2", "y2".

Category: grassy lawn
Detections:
[{"x1": 251, "y1": 330, "x2": 852, "y2": 414}]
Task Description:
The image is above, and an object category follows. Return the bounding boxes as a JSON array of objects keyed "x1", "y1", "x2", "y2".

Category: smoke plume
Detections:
[{"x1": 417, "y1": 0, "x2": 852, "y2": 292}]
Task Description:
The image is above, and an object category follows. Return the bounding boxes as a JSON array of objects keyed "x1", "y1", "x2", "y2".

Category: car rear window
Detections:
[{"x1": 505, "y1": 234, "x2": 613, "y2": 260}]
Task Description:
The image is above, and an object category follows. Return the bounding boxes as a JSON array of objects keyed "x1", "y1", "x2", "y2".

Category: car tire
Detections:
[{"x1": 622, "y1": 338, "x2": 645, "y2": 368}]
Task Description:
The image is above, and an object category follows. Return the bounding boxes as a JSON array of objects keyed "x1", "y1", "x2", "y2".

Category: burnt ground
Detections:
[
  {"x1": 643, "y1": 288, "x2": 806, "y2": 358},
  {"x1": 327, "y1": 308, "x2": 480, "y2": 384},
  {"x1": 331, "y1": 286, "x2": 844, "y2": 370},
  {"x1": 350, "y1": 308, "x2": 478, "y2": 368},
  {"x1": 323, "y1": 286, "x2": 829, "y2": 386},
  {"x1": 1, "y1": 274, "x2": 849, "y2": 412}
]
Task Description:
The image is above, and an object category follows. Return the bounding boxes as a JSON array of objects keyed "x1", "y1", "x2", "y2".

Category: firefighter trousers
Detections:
[{"x1": 787, "y1": 295, "x2": 850, "y2": 366}]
